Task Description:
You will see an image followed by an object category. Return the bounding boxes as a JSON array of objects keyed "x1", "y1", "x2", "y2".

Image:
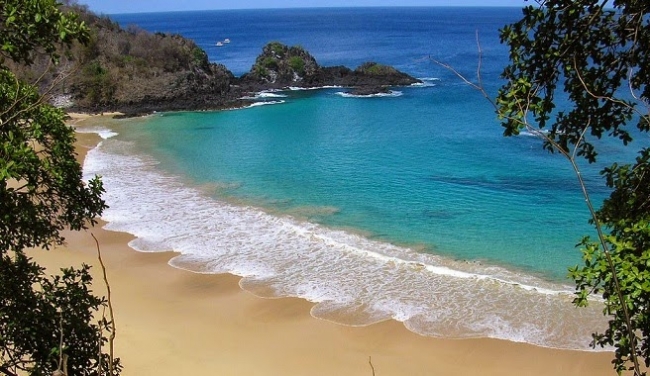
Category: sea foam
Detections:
[
  {"x1": 233, "y1": 100, "x2": 286, "y2": 110},
  {"x1": 82, "y1": 129, "x2": 608, "y2": 351},
  {"x1": 411, "y1": 77, "x2": 440, "y2": 87},
  {"x1": 75, "y1": 126, "x2": 118, "y2": 140},
  {"x1": 241, "y1": 91, "x2": 289, "y2": 100}
]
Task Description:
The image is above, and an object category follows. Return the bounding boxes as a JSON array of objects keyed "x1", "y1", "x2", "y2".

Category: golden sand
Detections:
[{"x1": 28, "y1": 113, "x2": 616, "y2": 375}]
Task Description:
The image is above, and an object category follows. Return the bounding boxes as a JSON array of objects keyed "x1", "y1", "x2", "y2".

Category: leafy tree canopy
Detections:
[
  {"x1": 498, "y1": 0, "x2": 649, "y2": 374},
  {"x1": 0, "y1": 0, "x2": 88, "y2": 65},
  {"x1": 0, "y1": 1, "x2": 118, "y2": 375}
]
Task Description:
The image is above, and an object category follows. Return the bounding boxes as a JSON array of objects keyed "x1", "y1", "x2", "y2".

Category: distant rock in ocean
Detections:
[{"x1": 240, "y1": 42, "x2": 421, "y2": 94}]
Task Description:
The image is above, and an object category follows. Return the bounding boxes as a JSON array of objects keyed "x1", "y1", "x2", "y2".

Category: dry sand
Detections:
[{"x1": 29, "y1": 114, "x2": 617, "y2": 375}]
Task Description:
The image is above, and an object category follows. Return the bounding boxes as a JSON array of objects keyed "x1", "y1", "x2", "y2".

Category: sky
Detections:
[{"x1": 76, "y1": 0, "x2": 528, "y2": 14}]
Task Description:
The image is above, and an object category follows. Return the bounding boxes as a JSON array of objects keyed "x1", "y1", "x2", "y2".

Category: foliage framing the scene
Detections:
[
  {"x1": 0, "y1": 0, "x2": 118, "y2": 375},
  {"x1": 498, "y1": 0, "x2": 649, "y2": 374}
]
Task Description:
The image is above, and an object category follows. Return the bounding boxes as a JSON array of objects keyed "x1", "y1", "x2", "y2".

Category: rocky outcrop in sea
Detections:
[{"x1": 239, "y1": 42, "x2": 420, "y2": 92}]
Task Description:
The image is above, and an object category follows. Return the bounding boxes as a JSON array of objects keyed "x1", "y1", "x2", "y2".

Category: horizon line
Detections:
[{"x1": 102, "y1": 5, "x2": 525, "y2": 16}]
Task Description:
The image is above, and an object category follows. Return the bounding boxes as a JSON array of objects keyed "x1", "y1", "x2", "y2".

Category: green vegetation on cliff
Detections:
[
  {"x1": 246, "y1": 42, "x2": 319, "y2": 84},
  {"x1": 11, "y1": 6, "x2": 419, "y2": 114},
  {"x1": 243, "y1": 42, "x2": 420, "y2": 90},
  {"x1": 355, "y1": 62, "x2": 400, "y2": 76},
  {"x1": 69, "y1": 5, "x2": 234, "y2": 111},
  {"x1": 11, "y1": 1, "x2": 234, "y2": 113}
]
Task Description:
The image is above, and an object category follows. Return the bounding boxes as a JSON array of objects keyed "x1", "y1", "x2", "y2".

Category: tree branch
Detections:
[
  {"x1": 368, "y1": 356, "x2": 376, "y2": 376},
  {"x1": 92, "y1": 233, "x2": 116, "y2": 374},
  {"x1": 0, "y1": 366, "x2": 18, "y2": 376},
  {"x1": 432, "y1": 25, "x2": 644, "y2": 374}
]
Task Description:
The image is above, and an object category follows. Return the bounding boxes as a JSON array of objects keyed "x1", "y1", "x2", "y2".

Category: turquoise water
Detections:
[
  {"x1": 133, "y1": 86, "x2": 602, "y2": 280},
  {"x1": 80, "y1": 7, "x2": 643, "y2": 349}
]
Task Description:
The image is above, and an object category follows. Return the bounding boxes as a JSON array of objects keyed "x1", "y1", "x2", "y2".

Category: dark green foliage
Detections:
[
  {"x1": 0, "y1": 63, "x2": 105, "y2": 256},
  {"x1": 599, "y1": 150, "x2": 650, "y2": 231},
  {"x1": 288, "y1": 45, "x2": 307, "y2": 56},
  {"x1": 570, "y1": 148, "x2": 650, "y2": 373},
  {"x1": 269, "y1": 41, "x2": 284, "y2": 56},
  {"x1": 0, "y1": 0, "x2": 118, "y2": 375},
  {"x1": 288, "y1": 56, "x2": 305, "y2": 75},
  {"x1": 9, "y1": 2, "x2": 233, "y2": 109},
  {"x1": 79, "y1": 61, "x2": 115, "y2": 108},
  {"x1": 191, "y1": 46, "x2": 209, "y2": 70},
  {"x1": 498, "y1": 0, "x2": 649, "y2": 163},
  {"x1": 247, "y1": 42, "x2": 320, "y2": 83},
  {"x1": 261, "y1": 57, "x2": 279, "y2": 69},
  {"x1": 253, "y1": 65, "x2": 268, "y2": 77},
  {"x1": 0, "y1": 254, "x2": 122, "y2": 376},
  {"x1": 0, "y1": 0, "x2": 88, "y2": 65},
  {"x1": 498, "y1": 0, "x2": 650, "y2": 374},
  {"x1": 355, "y1": 62, "x2": 398, "y2": 76}
]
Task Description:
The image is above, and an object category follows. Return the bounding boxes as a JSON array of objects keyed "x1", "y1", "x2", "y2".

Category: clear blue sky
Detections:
[{"x1": 77, "y1": 0, "x2": 527, "y2": 14}]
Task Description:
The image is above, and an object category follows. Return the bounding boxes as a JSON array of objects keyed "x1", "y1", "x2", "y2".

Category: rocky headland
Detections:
[{"x1": 21, "y1": 4, "x2": 420, "y2": 116}]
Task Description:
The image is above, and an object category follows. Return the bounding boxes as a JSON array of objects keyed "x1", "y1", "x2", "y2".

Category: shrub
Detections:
[
  {"x1": 261, "y1": 57, "x2": 278, "y2": 69},
  {"x1": 289, "y1": 56, "x2": 305, "y2": 75}
]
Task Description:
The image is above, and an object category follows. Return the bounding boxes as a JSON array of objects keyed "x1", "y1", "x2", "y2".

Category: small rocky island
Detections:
[
  {"x1": 27, "y1": 4, "x2": 420, "y2": 116},
  {"x1": 239, "y1": 42, "x2": 420, "y2": 94}
]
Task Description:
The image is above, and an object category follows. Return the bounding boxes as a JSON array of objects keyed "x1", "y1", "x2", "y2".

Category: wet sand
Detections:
[{"x1": 28, "y1": 114, "x2": 616, "y2": 376}]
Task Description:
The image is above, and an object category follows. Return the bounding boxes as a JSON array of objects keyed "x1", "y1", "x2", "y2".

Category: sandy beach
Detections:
[{"x1": 28, "y1": 114, "x2": 617, "y2": 376}]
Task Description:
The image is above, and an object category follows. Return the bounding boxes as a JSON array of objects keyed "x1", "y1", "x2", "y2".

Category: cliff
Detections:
[{"x1": 18, "y1": 5, "x2": 420, "y2": 115}]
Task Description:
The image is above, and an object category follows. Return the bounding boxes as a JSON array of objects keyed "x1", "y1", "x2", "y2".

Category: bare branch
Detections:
[
  {"x1": 572, "y1": 118, "x2": 592, "y2": 161},
  {"x1": 0, "y1": 59, "x2": 80, "y2": 132},
  {"x1": 368, "y1": 356, "x2": 376, "y2": 376},
  {"x1": 573, "y1": 56, "x2": 648, "y2": 130},
  {"x1": 97, "y1": 306, "x2": 105, "y2": 376},
  {"x1": 0, "y1": 60, "x2": 52, "y2": 122},
  {"x1": 475, "y1": 29, "x2": 483, "y2": 91},
  {"x1": 92, "y1": 233, "x2": 116, "y2": 374},
  {"x1": 429, "y1": 56, "x2": 483, "y2": 92},
  {"x1": 57, "y1": 309, "x2": 65, "y2": 374},
  {"x1": 0, "y1": 366, "x2": 18, "y2": 376}
]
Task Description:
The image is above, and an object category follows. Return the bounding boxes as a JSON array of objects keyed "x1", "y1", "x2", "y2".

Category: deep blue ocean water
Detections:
[{"x1": 80, "y1": 7, "x2": 641, "y2": 349}]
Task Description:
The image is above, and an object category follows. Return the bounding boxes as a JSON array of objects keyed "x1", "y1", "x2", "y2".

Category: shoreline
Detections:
[{"x1": 28, "y1": 112, "x2": 616, "y2": 375}]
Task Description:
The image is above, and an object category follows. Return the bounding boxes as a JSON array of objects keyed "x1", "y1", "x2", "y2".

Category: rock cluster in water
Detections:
[{"x1": 240, "y1": 42, "x2": 420, "y2": 91}]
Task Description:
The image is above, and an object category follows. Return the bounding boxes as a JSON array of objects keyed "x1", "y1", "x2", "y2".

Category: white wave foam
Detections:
[
  {"x1": 412, "y1": 77, "x2": 440, "y2": 87},
  {"x1": 241, "y1": 91, "x2": 289, "y2": 100},
  {"x1": 83, "y1": 135, "x2": 608, "y2": 351},
  {"x1": 335, "y1": 90, "x2": 403, "y2": 98},
  {"x1": 410, "y1": 82, "x2": 436, "y2": 87},
  {"x1": 288, "y1": 85, "x2": 343, "y2": 91},
  {"x1": 237, "y1": 100, "x2": 285, "y2": 109},
  {"x1": 257, "y1": 92, "x2": 288, "y2": 98},
  {"x1": 519, "y1": 129, "x2": 550, "y2": 138},
  {"x1": 75, "y1": 126, "x2": 118, "y2": 140}
]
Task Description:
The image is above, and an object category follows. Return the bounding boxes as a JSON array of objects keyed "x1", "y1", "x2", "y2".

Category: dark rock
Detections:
[
  {"x1": 346, "y1": 86, "x2": 392, "y2": 96},
  {"x1": 67, "y1": 39, "x2": 419, "y2": 115},
  {"x1": 45, "y1": 7, "x2": 420, "y2": 115},
  {"x1": 238, "y1": 42, "x2": 420, "y2": 92}
]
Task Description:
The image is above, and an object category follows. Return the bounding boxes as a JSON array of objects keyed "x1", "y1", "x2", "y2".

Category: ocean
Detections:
[{"x1": 80, "y1": 7, "x2": 639, "y2": 350}]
